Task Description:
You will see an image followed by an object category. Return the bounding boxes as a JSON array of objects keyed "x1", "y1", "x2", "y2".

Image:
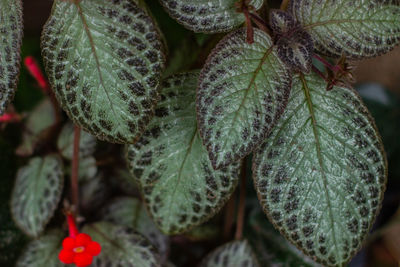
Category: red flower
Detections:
[
  {"x1": 58, "y1": 214, "x2": 101, "y2": 267},
  {"x1": 24, "y1": 56, "x2": 50, "y2": 93}
]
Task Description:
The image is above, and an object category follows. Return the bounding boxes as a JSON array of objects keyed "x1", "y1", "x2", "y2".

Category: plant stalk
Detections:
[
  {"x1": 71, "y1": 126, "x2": 81, "y2": 213},
  {"x1": 235, "y1": 160, "x2": 247, "y2": 240}
]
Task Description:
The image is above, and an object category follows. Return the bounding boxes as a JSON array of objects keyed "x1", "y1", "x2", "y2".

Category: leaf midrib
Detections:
[
  {"x1": 75, "y1": 2, "x2": 121, "y2": 132},
  {"x1": 220, "y1": 46, "x2": 274, "y2": 155},
  {"x1": 299, "y1": 74, "x2": 339, "y2": 259},
  {"x1": 166, "y1": 127, "x2": 198, "y2": 228}
]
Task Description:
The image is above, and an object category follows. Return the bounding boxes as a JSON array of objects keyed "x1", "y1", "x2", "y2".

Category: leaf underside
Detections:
[
  {"x1": 41, "y1": 0, "x2": 165, "y2": 144},
  {"x1": 126, "y1": 72, "x2": 239, "y2": 234},
  {"x1": 100, "y1": 197, "x2": 169, "y2": 258},
  {"x1": 0, "y1": 0, "x2": 23, "y2": 115},
  {"x1": 83, "y1": 222, "x2": 161, "y2": 267},
  {"x1": 253, "y1": 73, "x2": 387, "y2": 266},
  {"x1": 11, "y1": 155, "x2": 64, "y2": 237},
  {"x1": 159, "y1": 0, "x2": 264, "y2": 33},
  {"x1": 290, "y1": 0, "x2": 400, "y2": 58},
  {"x1": 200, "y1": 240, "x2": 260, "y2": 267},
  {"x1": 197, "y1": 28, "x2": 292, "y2": 169},
  {"x1": 16, "y1": 230, "x2": 64, "y2": 267}
]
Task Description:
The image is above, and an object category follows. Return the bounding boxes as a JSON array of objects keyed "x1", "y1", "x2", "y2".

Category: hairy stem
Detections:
[
  {"x1": 249, "y1": 13, "x2": 271, "y2": 35},
  {"x1": 235, "y1": 160, "x2": 247, "y2": 240},
  {"x1": 313, "y1": 54, "x2": 341, "y2": 73},
  {"x1": 71, "y1": 126, "x2": 81, "y2": 213}
]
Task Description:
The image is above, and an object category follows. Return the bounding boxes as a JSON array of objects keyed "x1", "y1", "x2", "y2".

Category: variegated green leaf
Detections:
[
  {"x1": 197, "y1": 28, "x2": 292, "y2": 169},
  {"x1": 290, "y1": 0, "x2": 400, "y2": 58},
  {"x1": 41, "y1": 0, "x2": 165, "y2": 144},
  {"x1": 0, "y1": 0, "x2": 23, "y2": 115},
  {"x1": 126, "y1": 72, "x2": 239, "y2": 234},
  {"x1": 80, "y1": 172, "x2": 108, "y2": 212},
  {"x1": 16, "y1": 99, "x2": 57, "y2": 156},
  {"x1": 200, "y1": 240, "x2": 260, "y2": 267},
  {"x1": 253, "y1": 73, "x2": 387, "y2": 266},
  {"x1": 100, "y1": 197, "x2": 169, "y2": 259},
  {"x1": 11, "y1": 155, "x2": 64, "y2": 237},
  {"x1": 159, "y1": 0, "x2": 264, "y2": 33},
  {"x1": 83, "y1": 222, "x2": 161, "y2": 267},
  {"x1": 16, "y1": 230, "x2": 64, "y2": 267},
  {"x1": 57, "y1": 122, "x2": 96, "y2": 160}
]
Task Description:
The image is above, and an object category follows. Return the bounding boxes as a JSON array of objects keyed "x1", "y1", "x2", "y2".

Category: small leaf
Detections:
[
  {"x1": 57, "y1": 122, "x2": 96, "y2": 160},
  {"x1": 200, "y1": 240, "x2": 260, "y2": 267},
  {"x1": 11, "y1": 155, "x2": 64, "y2": 237},
  {"x1": 290, "y1": 0, "x2": 400, "y2": 58},
  {"x1": 126, "y1": 72, "x2": 239, "y2": 234},
  {"x1": 197, "y1": 28, "x2": 292, "y2": 169},
  {"x1": 83, "y1": 222, "x2": 161, "y2": 267},
  {"x1": 159, "y1": 0, "x2": 264, "y2": 33},
  {"x1": 41, "y1": 0, "x2": 165, "y2": 144},
  {"x1": 16, "y1": 230, "x2": 64, "y2": 267},
  {"x1": 0, "y1": 0, "x2": 23, "y2": 115},
  {"x1": 16, "y1": 99, "x2": 56, "y2": 156},
  {"x1": 100, "y1": 197, "x2": 169, "y2": 260},
  {"x1": 270, "y1": 10, "x2": 314, "y2": 73},
  {"x1": 253, "y1": 73, "x2": 387, "y2": 266}
]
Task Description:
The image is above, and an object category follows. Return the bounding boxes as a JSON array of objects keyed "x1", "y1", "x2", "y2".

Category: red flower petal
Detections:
[
  {"x1": 86, "y1": 241, "x2": 101, "y2": 256},
  {"x1": 58, "y1": 249, "x2": 74, "y2": 264},
  {"x1": 74, "y1": 251, "x2": 93, "y2": 267},
  {"x1": 75, "y1": 233, "x2": 92, "y2": 246},
  {"x1": 62, "y1": 237, "x2": 76, "y2": 250}
]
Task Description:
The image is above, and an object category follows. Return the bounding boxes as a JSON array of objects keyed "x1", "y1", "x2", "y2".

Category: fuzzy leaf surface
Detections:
[
  {"x1": 253, "y1": 73, "x2": 387, "y2": 266},
  {"x1": 290, "y1": 0, "x2": 400, "y2": 58},
  {"x1": 197, "y1": 28, "x2": 291, "y2": 169},
  {"x1": 126, "y1": 72, "x2": 239, "y2": 234},
  {"x1": 159, "y1": 0, "x2": 263, "y2": 33},
  {"x1": 41, "y1": 0, "x2": 165, "y2": 144},
  {"x1": 16, "y1": 230, "x2": 64, "y2": 267},
  {"x1": 0, "y1": 0, "x2": 23, "y2": 115},
  {"x1": 57, "y1": 122, "x2": 96, "y2": 160},
  {"x1": 100, "y1": 197, "x2": 169, "y2": 259},
  {"x1": 11, "y1": 155, "x2": 64, "y2": 237},
  {"x1": 83, "y1": 222, "x2": 161, "y2": 267},
  {"x1": 270, "y1": 10, "x2": 314, "y2": 73},
  {"x1": 200, "y1": 240, "x2": 259, "y2": 267}
]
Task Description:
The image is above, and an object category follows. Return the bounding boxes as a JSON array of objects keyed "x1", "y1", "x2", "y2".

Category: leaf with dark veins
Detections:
[
  {"x1": 197, "y1": 28, "x2": 292, "y2": 169},
  {"x1": 253, "y1": 73, "x2": 387, "y2": 266},
  {"x1": 41, "y1": 0, "x2": 165, "y2": 144}
]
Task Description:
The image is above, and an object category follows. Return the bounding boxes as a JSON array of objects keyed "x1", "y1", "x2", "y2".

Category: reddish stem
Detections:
[
  {"x1": 235, "y1": 160, "x2": 247, "y2": 240},
  {"x1": 71, "y1": 126, "x2": 81, "y2": 213},
  {"x1": 67, "y1": 213, "x2": 79, "y2": 238},
  {"x1": 223, "y1": 195, "x2": 236, "y2": 240},
  {"x1": 313, "y1": 54, "x2": 342, "y2": 73},
  {"x1": 312, "y1": 66, "x2": 329, "y2": 82},
  {"x1": 280, "y1": 0, "x2": 290, "y2": 10},
  {"x1": 249, "y1": 13, "x2": 271, "y2": 35},
  {"x1": 243, "y1": 9, "x2": 254, "y2": 44}
]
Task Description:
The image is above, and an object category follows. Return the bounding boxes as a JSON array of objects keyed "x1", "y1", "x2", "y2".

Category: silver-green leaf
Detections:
[
  {"x1": 253, "y1": 73, "x2": 387, "y2": 266},
  {"x1": 200, "y1": 240, "x2": 260, "y2": 267},
  {"x1": 159, "y1": 0, "x2": 264, "y2": 33},
  {"x1": 0, "y1": 0, "x2": 23, "y2": 115},
  {"x1": 126, "y1": 72, "x2": 239, "y2": 234},
  {"x1": 11, "y1": 155, "x2": 64, "y2": 237},
  {"x1": 83, "y1": 222, "x2": 161, "y2": 267},
  {"x1": 197, "y1": 28, "x2": 292, "y2": 169},
  {"x1": 41, "y1": 0, "x2": 165, "y2": 144},
  {"x1": 290, "y1": 0, "x2": 400, "y2": 58},
  {"x1": 57, "y1": 122, "x2": 96, "y2": 160},
  {"x1": 100, "y1": 197, "x2": 169, "y2": 259},
  {"x1": 16, "y1": 230, "x2": 65, "y2": 267}
]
